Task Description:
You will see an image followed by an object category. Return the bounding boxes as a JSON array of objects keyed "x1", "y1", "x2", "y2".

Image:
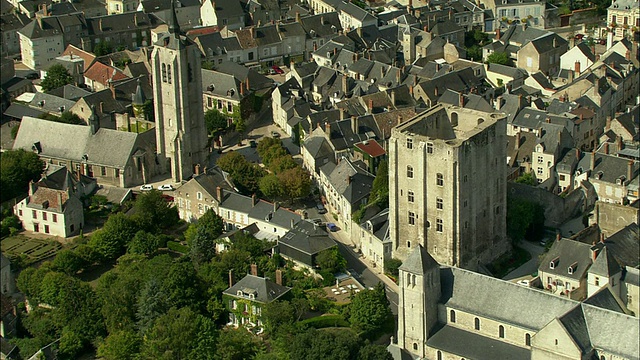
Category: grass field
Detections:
[{"x1": 1, "y1": 235, "x2": 62, "y2": 265}]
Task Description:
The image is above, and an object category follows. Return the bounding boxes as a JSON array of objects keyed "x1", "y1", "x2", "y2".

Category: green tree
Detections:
[
  {"x1": 349, "y1": 283, "x2": 392, "y2": 335},
  {"x1": 58, "y1": 111, "x2": 84, "y2": 124},
  {"x1": 136, "y1": 277, "x2": 169, "y2": 334},
  {"x1": 270, "y1": 155, "x2": 297, "y2": 174},
  {"x1": 289, "y1": 328, "x2": 360, "y2": 360},
  {"x1": 89, "y1": 213, "x2": 138, "y2": 261},
  {"x1": 132, "y1": 190, "x2": 179, "y2": 232},
  {"x1": 163, "y1": 260, "x2": 204, "y2": 310},
  {"x1": 52, "y1": 249, "x2": 85, "y2": 275},
  {"x1": 216, "y1": 152, "x2": 266, "y2": 195},
  {"x1": 185, "y1": 209, "x2": 224, "y2": 245},
  {"x1": 316, "y1": 247, "x2": 346, "y2": 274},
  {"x1": 278, "y1": 167, "x2": 312, "y2": 201},
  {"x1": 486, "y1": 51, "x2": 510, "y2": 65},
  {"x1": 370, "y1": 159, "x2": 389, "y2": 208},
  {"x1": 139, "y1": 307, "x2": 217, "y2": 360},
  {"x1": 384, "y1": 258, "x2": 402, "y2": 277},
  {"x1": 40, "y1": 64, "x2": 74, "y2": 92},
  {"x1": 0, "y1": 149, "x2": 45, "y2": 202},
  {"x1": 506, "y1": 197, "x2": 545, "y2": 243},
  {"x1": 214, "y1": 327, "x2": 260, "y2": 360},
  {"x1": 358, "y1": 342, "x2": 393, "y2": 360},
  {"x1": 94, "y1": 41, "x2": 114, "y2": 56},
  {"x1": 256, "y1": 137, "x2": 282, "y2": 158},
  {"x1": 127, "y1": 230, "x2": 165, "y2": 256},
  {"x1": 205, "y1": 109, "x2": 229, "y2": 135},
  {"x1": 515, "y1": 172, "x2": 537, "y2": 186},
  {"x1": 189, "y1": 226, "x2": 218, "y2": 266},
  {"x1": 261, "y1": 301, "x2": 295, "y2": 334},
  {"x1": 97, "y1": 330, "x2": 142, "y2": 360},
  {"x1": 258, "y1": 174, "x2": 281, "y2": 200}
]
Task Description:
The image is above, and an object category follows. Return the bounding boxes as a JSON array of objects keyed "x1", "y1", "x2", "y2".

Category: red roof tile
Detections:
[{"x1": 355, "y1": 139, "x2": 385, "y2": 157}]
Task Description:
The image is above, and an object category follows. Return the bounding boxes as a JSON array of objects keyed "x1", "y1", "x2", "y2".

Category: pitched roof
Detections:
[
  {"x1": 589, "y1": 246, "x2": 621, "y2": 277},
  {"x1": 399, "y1": 245, "x2": 439, "y2": 274},
  {"x1": 223, "y1": 274, "x2": 291, "y2": 304},
  {"x1": 583, "y1": 286, "x2": 628, "y2": 314},
  {"x1": 354, "y1": 139, "x2": 385, "y2": 158},
  {"x1": 84, "y1": 61, "x2": 129, "y2": 87},
  {"x1": 427, "y1": 325, "x2": 530, "y2": 359},
  {"x1": 278, "y1": 220, "x2": 336, "y2": 255},
  {"x1": 538, "y1": 238, "x2": 593, "y2": 281}
]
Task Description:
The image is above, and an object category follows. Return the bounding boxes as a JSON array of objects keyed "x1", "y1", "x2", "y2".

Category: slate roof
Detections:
[
  {"x1": 485, "y1": 62, "x2": 526, "y2": 79},
  {"x1": 85, "y1": 12, "x2": 154, "y2": 35},
  {"x1": 224, "y1": 274, "x2": 291, "y2": 304},
  {"x1": 438, "y1": 90, "x2": 494, "y2": 112},
  {"x1": 3, "y1": 103, "x2": 45, "y2": 120},
  {"x1": 201, "y1": 69, "x2": 242, "y2": 101},
  {"x1": 299, "y1": 12, "x2": 342, "y2": 38},
  {"x1": 399, "y1": 244, "x2": 438, "y2": 274},
  {"x1": 440, "y1": 267, "x2": 577, "y2": 330},
  {"x1": 0, "y1": 12, "x2": 29, "y2": 32},
  {"x1": 427, "y1": 325, "x2": 530, "y2": 360},
  {"x1": 589, "y1": 246, "x2": 621, "y2": 277},
  {"x1": 214, "y1": 62, "x2": 272, "y2": 90},
  {"x1": 46, "y1": 84, "x2": 91, "y2": 101},
  {"x1": 190, "y1": 166, "x2": 235, "y2": 198},
  {"x1": 361, "y1": 208, "x2": 389, "y2": 242},
  {"x1": 583, "y1": 286, "x2": 628, "y2": 314},
  {"x1": 62, "y1": 44, "x2": 96, "y2": 69},
  {"x1": 29, "y1": 92, "x2": 77, "y2": 114},
  {"x1": 539, "y1": 238, "x2": 593, "y2": 281},
  {"x1": 247, "y1": 200, "x2": 301, "y2": 230},
  {"x1": 19, "y1": 17, "x2": 62, "y2": 39},
  {"x1": 576, "y1": 153, "x2": 639, "y2": 185},
  {"x1": 13, "y1": 116, "x2": 142, "y2": 168},
  {"x1": 597, "y1": 223, "x2": 639, "y2": 269},
  {"x1": 278, "y1": 220, "x2": 336, "y2": 255},
  {"x1": 529, "y1": 33, "x2": 567, "y2": 54}
]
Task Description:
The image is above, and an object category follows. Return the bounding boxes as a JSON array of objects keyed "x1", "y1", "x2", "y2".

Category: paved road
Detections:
[{"x1": 503, "y1": 240, "x2": 546, "y2": 281}]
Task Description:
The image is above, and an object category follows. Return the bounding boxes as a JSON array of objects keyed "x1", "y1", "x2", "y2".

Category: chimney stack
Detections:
[
  {"x1": 99, "y1": 101, "x2": 104, "y2": 114},
  {"x1": 606, "y1": 116, "x2": 612, "y2": 131},
  {"x1": 229, "y1": 269, "x2": 234, "y2": 287},
  {"x1": 575, "y1": 148, "x2": 581, "y2": 160},
  {"x1": 296, "y1": 12, "x2": 301, "y2": 22},
  {"x1": 194, "y1": 163, "x2": 201, "y2": 175},
  {"x1": 600, "y1": 233, "x2": 605, "y2": 243},
  {"x1": 368, "y1": 99, "x2": 373, "y2": 111},
  {"x1": 617, "y1": 135, "x2": 623, "y2": 151},
  {"x1": 325, "y1": 121, "x2": 331, "y2": 135},
  {"x1": 459, "y1": 92, "x2": 464, "y2": 107},
  {"x1": 252, "y1": 193, "x2": 256, "y2": 207},
  {"x1": 351, "y1": 115, "x2": 358, "y2": 134},
  {"x1": 357, "y1": 26, "x2": 362, "y2": 38},
  {"x1": 273, "y1": 201, "x2": 279, "y2": 212},
  {"x1": 275, "y1": 269, "x2": 283, "y2": 285},
  {"x1": 516, "y1": 132, "x2": 521, "y2": 150},
  {"x1": 134, "y1": 13, "x2": 138, "y2": 27},
  {"x1": 391, "y1": 91, "x2": 396, "y2": 106},
  {"x1": 245, "y1": 77, "x2": 250, "y2": 91},
  {"x1": 290, "y1": 218, "x2": 295, "y2": 229},
  {"x1": 409, "y1": 85, "x2": 414, "y2": 95},
  {"x1": 628, "y1": 161, "x2": 634, "y2": 182},
  {"x1": 603, "y1": 142, "x2": 609, "y2": 154},
  {"x1": 434, "y1": 86, "x2": 439, "y2": 96},
  {"x1": 590, "y1": 151, "x2": 596, "y2": 171},
  {"x1": 99, "y1": 18, "x2": 103, "y2": 32},
  {"x1": 342, "y1": 74, "x2": 348, "y2": 94},
  {"x1": 575, "y1": 61, "x2": 581, "y2": 76},
  {"x1": 496, "y1": 28, "x2": 501, "y2": 41},
  {"x1": 250, "y1": 264, "x2": 258, "y2": 276},
  {"x1": 625, "y1": 50, "x2": 631, "y2": 60},
  {"x1": 321, "y1": 16, "x2": 325, "y2": 25},
  {"x1": 340, "y1": 108, "x2": 346, "y2": 120},
  {"x1": 240, "y1": 81, "x2": 244, "y2": 96},
  {"x1": 556, "y1": 233, "x2": 561, "y2": 241},
  {"x1": 217, "y1": 186, "x2": 223, "y2": 201},
  {"x1": 250, "y1": 27, "x2": 255, "y2": 39}
]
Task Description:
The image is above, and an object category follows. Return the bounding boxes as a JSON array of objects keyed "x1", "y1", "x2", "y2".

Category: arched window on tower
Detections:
[
  {"x1": 525, "y1": 333, "x2": 531, "y2": 346},
  {"x1": 474, "y1": 317, "x2": 480, "y2": 330},
  {"x1": 499, "y1": 325, "x2": 505, "y2": 338},
  {"x1": 161, "y1": 64, "x2": 167, "y2": 82},
  {"x1": 450, "y1": 310, "x2": 456, "y2": 323},
  {"x1": 167, "y1": 64, "x2": 172, "y2": 84}
]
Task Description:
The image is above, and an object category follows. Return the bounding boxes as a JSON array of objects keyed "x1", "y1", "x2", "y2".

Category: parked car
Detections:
[
  {"x1": 539, "y1": 238, "x2": 549, "y2": 247},
  {"x1": 316, "y1": 203, "x2": 327, "y2": 214},
  {"x1": 272, "y1": 65, "x2": 284, "y2": 74},
  {"x1": 327, "y1": 223, "x2": 338, "y2": 232},
  {"x1": 140, "y1": 184, "x2": 153, "y2": 191},
  {"x1": 271, "y1": 131, "x2": 281, "y2": 138},
  {"x1": 249, "y1": 140, "x2": 257, "y2": 148},
  {"x1": 599, "y1": 39, "x2": 606, "y2": 45},
  {"x1": 158, "y1": 184, "x2": 174, "y2": 191},
  {"x1": 574, "y1": 33, "x2": 585, "y2": 40},
  {"x1": 517, "y1": 279, "x2": 531, "y2": 287},
  {"x1": 310, "y1": 218, "x2": 323, "y2": 225}
]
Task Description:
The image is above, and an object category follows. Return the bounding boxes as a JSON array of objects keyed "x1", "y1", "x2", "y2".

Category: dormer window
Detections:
[
  {"x1": 595, "y1": 171, "x2": 603, "y2": 180},
  {"x1": 249, "y1": 293, "x2": 255, "y2": 299},
  {"x1": 568, "y1": 262, "x2": 577, "y2": 275},
  {"x1": 550, "y1": 257, "x2": 559, "y2": 269},
  {"x1": 237, "y1": 290, "x2": 243, "y2": 296},
  {"x1": 616, "y1": 176, "x2": 626, "y2": 185}
]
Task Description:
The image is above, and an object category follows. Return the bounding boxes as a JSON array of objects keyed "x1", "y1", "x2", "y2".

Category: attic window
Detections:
[
  {"x1": 32, "y1": 142, "x2": 42, "y2": 154},
  {"x1": 550, "y1": 257, "x2": 559, "y2": 269},
  {"x1": 237, "y1": 290, "x2": 243, "y2": 296},
  {"x1": 207, "y1": 84, "x2": 215, "y2": 91},
  {"x1": 595, "y1": 171, "x2": 603, "y2": 180},
  {"x1": 616, "y1": 176, "x2": 626, "y2": 185},
  {"x1": 568, "y1": 262, "x2": 577, "y2": 275}
]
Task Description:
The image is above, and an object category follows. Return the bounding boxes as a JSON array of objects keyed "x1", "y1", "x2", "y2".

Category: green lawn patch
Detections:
[
  {"x1": 167, "y1": 240, "x2": 189, "y2": 254},
  {"x1": 487, "y1": 246, "x2": 531, "y2": 279},
  {"x1": 1, "y1": 235, "x2": 63, "y2": 266}
]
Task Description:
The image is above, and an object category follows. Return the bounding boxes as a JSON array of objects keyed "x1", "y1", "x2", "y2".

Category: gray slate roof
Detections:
[
  {"x1": 224, "y1": 274, "x2": 291, "y2": 303},
  {"x1": 399, "y1": 245, "x2": 438, "y2": 274},
  {"x1": 278, "y1": 220, "x2": 336, "y2": 255},
  {"x1": 427, "y1": 325, "x2": 530, "y2": 360},
  {"x1": 538, "y1": 238, "x2": 593, "y2": 281},
  {"x1": 589, "y1": 246, "x2": 621, "y2": 277},
  {"x1": 583, "y1": 286, "x2": 627, "y2": 314}
]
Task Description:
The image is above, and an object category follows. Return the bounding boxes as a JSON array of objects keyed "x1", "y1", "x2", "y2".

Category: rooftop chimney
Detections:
[
  {"x1": 252, "y1": 193, "x2": 256, "y2": 207},
  {"x1": 459, "y1": 92, "x2": 464, "y2": 107},
  {"x1": 217, "y1": 186, "x2": 223, "y2": 201},
  {"x1": 590, "y1": 151, "x2": 596, "y2": 171},
  {"x1": 552, "y1": 37, "x2": 557, "y2": 48},
  {"x1": 628, "y1": 161, "x2": 634, "y2": 182},
  {"x1": 600, "y1": 233, "x2": 605, "y2": 243},
  {"x1": 434, "y1": 86, "x2": 439, "y2": 96},
  {"x1": 368, "y1": 99, "x2": 373, "y2": 111},
  {"x1": 409, "y1": 85, "x2": 414, "y2": 95},
  {"x1": 229, "y1": 269, "x2": 234, "y2": 287},
  {"x1": 273, "y1": 201, "x2": 279, "y2": 212},
  {"x1": 295, "y1": 11, "x2": 301, "y2": 22},
  {"x1": 625, "y1": 50, "x2": 630, "y2": 60},
  {"x1": 275, "y1": 269, "x2": 283, "y2": 285},
  {"x1": 250, "y1": 27, "x2": 255, "y2": 39},
  {"x1": 603, "y1": 142, "x2": 609, "y2": 154},
  {"x1": 290, "y1": 218, "x2": 295, "y2": 229},
  {"x1": 321, "y1": 16, "x2": 325, "y2": 25},
  {"x1": 325, "y1": 121, "x2": 330, "y2": 134},
  {"x1": 556, "y1": 233, "x2": 561, "y2": 241},
  {"x1": 340, "y1": 108, "x2": 346, "y2": 120},
  {"x1": 575, "y1": 61, "x2": 581, "y2": 76},
  {"x1": 391, "y1": 91, "x2": 396, "y2": 106},
  {"x1": 99, "y1": 18, "x2": 103, "y2": 32},
  {"x1": 134, "y1": 13, "x2": 139, "y2": 27},
  {"x1": 617, "y1": 135, "x2": 624, "y2": 151},
  {"x1": 351, "y1": 115, "x2": 358, "y2": 134},
  {"x1": 194, "y1": 163, "x2": 201, "y2": 175},
  {"x1": 357, "y1": 26, "x2": 362, "y2": 38},
  {"x1": 342, "y1": 74, "x2": 348, "y2": 94},
  {"x1": 516, "y1": 132, "x2": 521, "y2": 150},
  {"x1": 250, "y1": 264, "x2": 258, "y2": 276},
  {"x1": 606, "y1": 116, "x2": 612, "y2": 131},
  {"x1": 496, "y1": 28, "x2": 500, "y2": 41}
]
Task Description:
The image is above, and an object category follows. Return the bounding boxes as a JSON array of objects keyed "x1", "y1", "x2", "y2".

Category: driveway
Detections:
[{"x1": 502, "y1": 240, "x2": 546, "y2": 281}]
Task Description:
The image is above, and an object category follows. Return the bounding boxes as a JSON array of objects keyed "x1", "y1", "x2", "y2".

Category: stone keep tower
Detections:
[
  {"x1": 389, "y1": 103, "x2": 509, "y2": 269},
  {"x1": 152, "y1": 0, "x2": 208, "y2": 182},
  {"x1": 397, "y1": 245, "x2": 440, "y2": 358}
]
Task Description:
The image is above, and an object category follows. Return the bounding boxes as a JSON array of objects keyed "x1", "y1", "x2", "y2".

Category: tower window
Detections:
[
  {"x1": 408, "y1": 191, "x2": 414, "y2": 202},
  {"x1": 406, "y1": 138, "x2": 413, "y2": 149},
  {"x1": 407, "y1": 241, "x2": 411, "y2": 248},
  {"x1": 436, "y1": 218, "x2": 443, "y2": 232},
  {"x1": 499, "y1": 325, "x2": 505, "y2": 338},
  {"x1": 407, "y1": 166, "x2": 414, "y2": 178},
  {"x1": 474, "y1": 317, "x2": 480, "y2": 330},
  {"x1": 450, "y1": 310, "x2": 456, "y2": 323},
  {"x1": 162, "y1": 63, "x2": 167, "y2": 82},
  {"x1": 167, "y1": 64, "x2": 172, "y2": 84},
  {"x1": 413, "y1": 343, "x2": 418, "y2": 350},
  {"x1": 408, "y1": 212, "x2": 416, "y2": 225},
  {"x1": 436, "y1": 198, "x2": 443, "y2": 209},
  {"x1": 427, "y1": 143, "x2": 433, "y2": 153},
  {"x1": 525, "y1": 333, "x2": 531, "y2": 346},
  {"x1": 436, "y1": 173, "x2": 444, "y2": 186}
]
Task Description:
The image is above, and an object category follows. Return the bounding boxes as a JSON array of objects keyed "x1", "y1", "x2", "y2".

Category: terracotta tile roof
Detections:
[
  {"x1": 355, "y1": 139, "x2": 386, "y2": 157},
  {"x1": 62, "y1": 44, "x2": 96, "y2": 68},
  {"x1": 235, "y1": 28, "x2": 257, "y2": 49},
  {"x1": 186, "y1": 25, "x2": 219, "y2": 36},
  {"x1": 30, "y1": 186, "x2": 69, "y2": 212},
  {"x1": 84, "y1": 61, "x2": 128, "y2": 86}
]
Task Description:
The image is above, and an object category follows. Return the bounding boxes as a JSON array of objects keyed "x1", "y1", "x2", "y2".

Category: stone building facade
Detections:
[{"x1": 388, "y1": 104, "x2": 509, "y2": 269}]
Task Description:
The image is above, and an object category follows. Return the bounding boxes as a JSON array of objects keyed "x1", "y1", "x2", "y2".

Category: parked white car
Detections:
[
  {"x1": 140, "y1": 184, "x2": 153, "y2": 191},
  {"x1": 516, "y1": 279, "x2": 531, "y2": 287},
  {"x1": 158, "y1": 184, "x2": 174, "y2": 191}
]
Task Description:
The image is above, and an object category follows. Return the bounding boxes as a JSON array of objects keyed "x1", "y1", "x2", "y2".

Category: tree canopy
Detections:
[
  {"x1": 486, "y1": 51, "x2": 510, "y2": 66},
  {"x1": 41, "y1": 64, "x2": 74, "y2": 92},
  {"x1": 0, "y1": 149, "x2": 45, "y2": 202},
  {"x1": 205, "y1": 109, "x2": 229, "y2": 135},
  {"x1": 507, "y1": 197, "x2": 546, "y2": 244},
  {"x1": 348, "y1": 283, "x2": 393, "y2": 335}
]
